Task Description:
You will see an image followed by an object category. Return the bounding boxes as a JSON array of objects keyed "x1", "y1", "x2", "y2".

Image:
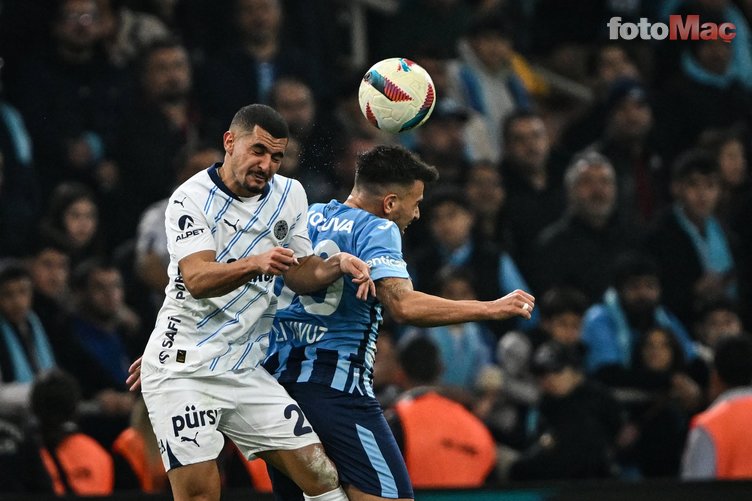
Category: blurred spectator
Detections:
[
  {"x1": 374, "y1": 0, "x2": 474, "y2": 62},
  {"x1": 133, "y1": 143, "x2": 222, "y2": 313},
  {"x1": 372, "y1": 324, "x2": 401, "y2": 409},
  {"x1": 31, "y1": 369, "x2": 114, "y2": 496},
  {"x1": 658, "y1": 6, "x2": 752, "y2": 159},
  {"x1": 580, "y1": 252, "x2": 697, "y2": 382},
  {"x1": 0, "y1": 57, "x2": 40, "y2": 257},
  {"x1": 197, "y1": 0, "x2": 323, "y2": 138},
  {"x1": 532, "y1": 152, "x2": 641, "y2": 302},
  {"x1": 268, "y1": 77, "x2": 338, "y2": 202},
  {"x1": 693, "y1": 297, "x2": 745, "y2": 365},
  {"x1": 0, "y1": 261, "x2": 56, "y2": 418},
  {"x1": 586, "y1": 78, "x2": 667, "y2": 223},
  {"x1": 478, "y1": 287, "x2": 588, "y2": 449},
  {"x1": 509, "y1": 340, "x2": 624, "y2": 481},
  {"x1": 464, "y1": 160, "x2": 510, "y2": 249},
  {"x1": 408, "y1": 187, "x2": 532, "y2": 336},
  {"x1": 39, "y1": 182, "x2": 103, "y2": 265},
  {"x1": 403, "y1": 270, "x2": 496, "y2": 392},
  {"x1": 617, "y1": 326, "x2": 703, "y2": 478},
  {"x1": 682, "y1": 335, "x2": 752, "y2": 479},
  {"x1": 529, "y1": 286, "x2": 590, "y2": 349},
  {"x1": 57, "y1": 258, "x2": 137, "y2": 418},
  {"x1": 697, "y1": 126, "x2": 750, "y2": 224},
  {"x1": 96, "y1": 0, "x2": 170, "y2": 68},
  {"x1": 560, "y1": 43, "x2": 641, "y2": 154},
  {"x1": 111, "y1": 395, "x2": 168, "y2": 493},
  {"x1": 413, "y1": 98, "x2": 473, "y2": 187},
  {"x1": 499, "y1": 110, "x2": 566, "y2": 267},
  {"x1": 387, "y1": 333, "x2": 497, "y2": 489},
  {"x1": 27, "y1": 237, "x2": 73, "y2": 339},
  {"x1": 661, "y1": 0, "x2": 752, "y2": 91},
  {"x1": 0, "y1": 416, "x2": 52, "y2": 494},
  {"x1": 645, "y1": 149, "x2": 738, "y2": 329},
  {"x1": 7, "y1": 0, "x2": 129, "y2": 196},
  {"x1": 414, "y1": 44, "x2": 496, "y2": 163},
  {"x1": 326, "y1": 132, "x2": 379, "y2": 203},
  {"x1": 448, "y1": 13, "x2": 532, "y2": 162},
  {"x1": 113, "y1": 37, "x2": 200, "y2": 241}
]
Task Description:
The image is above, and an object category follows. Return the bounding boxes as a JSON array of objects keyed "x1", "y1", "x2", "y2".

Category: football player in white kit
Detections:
[{"x1": 138, "y1": 104, "x2": 374, "y2": 501}]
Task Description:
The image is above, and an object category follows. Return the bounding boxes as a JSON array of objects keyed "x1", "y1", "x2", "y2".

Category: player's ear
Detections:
[
  {"x1": 383, "y1": 193, "x2": 398, "y2": 215},
  {"x1": 223, "y1": 131, "x2": 234, "y2": 153}
]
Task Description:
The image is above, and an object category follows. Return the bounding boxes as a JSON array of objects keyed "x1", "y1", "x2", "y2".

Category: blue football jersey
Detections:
[{"x1": 265, "y1": 200, "x2": 410, "y2": 396}]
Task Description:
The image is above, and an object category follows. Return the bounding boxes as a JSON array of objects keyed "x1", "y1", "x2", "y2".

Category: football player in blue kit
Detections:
[{"x1": 264, "y1": 145, "x2": 535, "y2": 501}]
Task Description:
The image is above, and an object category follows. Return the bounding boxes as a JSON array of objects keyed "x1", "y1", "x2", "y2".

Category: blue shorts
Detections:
[{"x1": 269, "y1": 382, "x2": 413, "y2": 500}]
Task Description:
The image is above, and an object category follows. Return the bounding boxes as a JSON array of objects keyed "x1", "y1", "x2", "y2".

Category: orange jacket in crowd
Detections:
[
  {"x1": 395, "y1": 391, "x2": 497, "y2": 488},
  {"x1": 40, "y1": 433, "x2": 114, "y2": 496},
  {"x1": 112, "y1": 427, "x2": 168, "y2": 493}
]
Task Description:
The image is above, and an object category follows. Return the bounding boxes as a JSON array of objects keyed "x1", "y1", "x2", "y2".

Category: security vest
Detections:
[
  {"x1": 40, "y1": 433, "x2": 114, "y2": 496},
  {"x1": 395, "y1": 391, "x2": 496, "y2": 488},
  {"x1": 691, "y1": 394, "x2": 752, "y2": 478},
  {"x1": 112, "y1": 428, "x2": 168, "y2": 493}
]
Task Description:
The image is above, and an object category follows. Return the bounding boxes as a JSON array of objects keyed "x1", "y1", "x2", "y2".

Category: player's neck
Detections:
[{"x1": 344, "y1": 194, "x2": 384, "y2": 218}]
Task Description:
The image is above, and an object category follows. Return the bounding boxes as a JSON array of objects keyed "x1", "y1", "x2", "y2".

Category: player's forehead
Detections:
[{"x1": 236, "y1": 125, "x2": 288, "y2": 153}]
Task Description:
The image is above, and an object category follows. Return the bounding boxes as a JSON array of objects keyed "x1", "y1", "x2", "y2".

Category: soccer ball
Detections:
[{"x1": 358, "y1": 58, "x2": 436, "y2": 134}]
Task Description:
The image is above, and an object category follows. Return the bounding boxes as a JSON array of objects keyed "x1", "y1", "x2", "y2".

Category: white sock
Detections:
[{"x1": 303, "y1": 485, "x2": 347, "y2": 501}]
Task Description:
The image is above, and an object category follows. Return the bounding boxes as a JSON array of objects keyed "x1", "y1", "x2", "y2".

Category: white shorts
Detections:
[{"x1": 141, "y1": 366, "x2": 321, "y2": 471}]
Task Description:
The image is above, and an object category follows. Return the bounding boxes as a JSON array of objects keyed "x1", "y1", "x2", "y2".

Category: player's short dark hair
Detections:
[
  {"x1": 671, "y1": 148, "x2": 719, "y2": 182},
  {"x1": 539, "y1": 286, "x2": 590, "y2": 320},
  {"x1": 230, "y1": 104, "x2": 289, "y2": 139},
  {"x1": 713, "y1": 335, "x2": 752, "y2": 388},
  {"x1": 0, "y1": 259, "x2": 31, "y2": 288},
  {"x1": 354, "y1": 145, "x2": 439, "y2": 192},
  {"x1": 397, "y1": 334, "x2": 441, "y2": 384}
]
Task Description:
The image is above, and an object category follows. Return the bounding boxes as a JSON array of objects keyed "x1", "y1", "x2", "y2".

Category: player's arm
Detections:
[
  {"x1": 376, "y1": 277, "x2": 534, "y2": 327},
  {"x1": 283, "y1": 253, "x2": 376, "y2": 301},
  {"x1": 180, "y1": 247, "x2": 298, "y2": 299}
]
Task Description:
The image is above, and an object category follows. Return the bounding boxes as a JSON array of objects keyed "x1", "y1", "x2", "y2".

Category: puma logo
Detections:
[
  {"x1": 173, "y1": 196, "x2": 187, "y2": 207},
  {"x1": 223, "y1": 218, "x2": 239, "y2": 232},
  {"x1": 180, "y1": 431, "x2": 200, "y2": 447}
]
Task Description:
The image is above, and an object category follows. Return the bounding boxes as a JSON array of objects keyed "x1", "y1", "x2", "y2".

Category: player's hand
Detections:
[
  {"x1": 337, "y1": 253, "x2": 376, "y2": 300},
  {"x1": 127, "y1": 356, "x2": 143, "y2": 392},
  {"x1": 490, "y1": 289, "x2": 536, "y2": 320},
  {"x1": 253, "y1": 247, "x2": 300, "y2": 275}
]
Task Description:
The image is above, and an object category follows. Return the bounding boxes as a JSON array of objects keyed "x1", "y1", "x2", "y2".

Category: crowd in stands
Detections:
[{"x1": 1, "y1": 0, "x2": 751, "y2": 495}]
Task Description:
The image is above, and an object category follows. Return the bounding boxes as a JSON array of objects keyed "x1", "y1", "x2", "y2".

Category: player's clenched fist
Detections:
[{"x1": 490, "y1": 289, "x2": 536, "y2": 320}]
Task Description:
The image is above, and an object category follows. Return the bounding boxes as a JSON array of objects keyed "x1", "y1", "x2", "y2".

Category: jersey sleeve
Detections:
[
  {"x1": 359, "y1": 218, "x2": 410, "y2": 281},
  {"x1": 286, "y1": 181, "x2": 313, "y2": 258},
  {"x1": 165, "y1": 189, "x2": 216, "y2": 262}
]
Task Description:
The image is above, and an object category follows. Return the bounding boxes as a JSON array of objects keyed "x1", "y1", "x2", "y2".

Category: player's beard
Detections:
[{"x1": 242, "y1": 170, "x2": 269, "y2": 195}]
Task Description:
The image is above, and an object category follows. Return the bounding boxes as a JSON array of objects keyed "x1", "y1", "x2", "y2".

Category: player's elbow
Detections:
[
  {"x1": 386, "y1": 301, "x2": 411, "y2": 324},
  {"x1": 182, "y1": 275, "x2": 209, "y2": 299}
]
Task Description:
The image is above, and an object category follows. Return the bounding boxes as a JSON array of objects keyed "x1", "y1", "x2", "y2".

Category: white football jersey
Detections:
[{"x1": 142, "y1": 164, "x2": 313, "y2": 376}]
